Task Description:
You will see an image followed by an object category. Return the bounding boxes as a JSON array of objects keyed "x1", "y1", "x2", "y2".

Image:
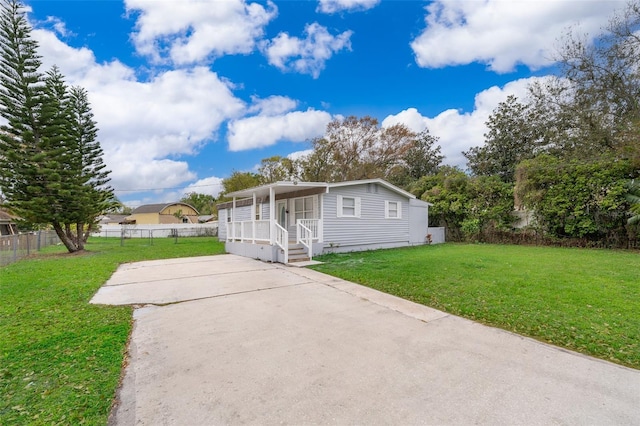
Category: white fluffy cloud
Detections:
[
  {"x1": 34, "y1": 29, "x2": 245, "y2": 197},
  {"x1": 247, "y1": 95, "x2": 298, "y2": 115},
  {"x1": 411, "y1": 0, "x2": 624, "y2": 72},
  {"x1": 382, "y1": 78, "x2": 543, "y2": 168},
  {"x1": 228, "y1": 103, "x2": 332, "y2": 151},
  {"x1": 183, "y1": 176, "x2": 225, "y2": 198},
  {"x1": 125, "y1": 0, "x2": 277, "y2": 64},
  {"x1": 228, "y1": 95, "x2": 331, "y2": 151},
  {"x1": 262, "y1": 22, "x2": 353, "y2": 78},
  {"x1": 317, "y1": 0, "x2": 380, "y2": 14}
]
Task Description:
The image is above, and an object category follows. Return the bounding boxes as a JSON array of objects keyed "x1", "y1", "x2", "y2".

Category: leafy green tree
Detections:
[
  {"x1": 389, "y1": 129, "x2": 443, "y2": 187},
  {"x1": 300, "y1": 116, "x2": 416, "y2": 182},
  {"x1": 417, "y1": 168, "x2": 515, "y2": 241},
  {"x1": 258, "y1": 155, "x2": 300, "y2": 183},
  {"x1": 419, "y1": 167, "x2": 471, "y2": 241},
  {"x1": 464, "y1": 176, "x2": 515, "y2": 239},
  {"x1": 528, "y1": 0, "x2": 640, "y2": 161},
  {"x1": 180, "y1": 192, "x2": 216, "y2": 215},
  {"x1": 464, "y1": 95, "x2": 541, "y2": 182},
  {"x1": 0, "y1": 0, "x2": 113, "y2": 252},
  {"x1": 219, "y1": 171, "x2": 261, "y2": 200},
  {"x1": 515, "y1": 155, "x2": 635, "y2": 240}
]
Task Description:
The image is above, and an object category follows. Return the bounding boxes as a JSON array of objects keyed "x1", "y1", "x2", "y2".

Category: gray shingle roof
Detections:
[{"x1": 131, "y1": 203, "x2": 170, "y2": 214}]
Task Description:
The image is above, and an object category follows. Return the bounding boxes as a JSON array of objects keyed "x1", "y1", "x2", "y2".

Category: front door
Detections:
[{"x1": 277, "y1": 200, "x2": 287, "y2": 229}]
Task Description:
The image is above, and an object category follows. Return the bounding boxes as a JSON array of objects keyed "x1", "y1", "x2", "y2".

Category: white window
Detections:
[
  {"x1": 294, "y1": 196, "x2": 313, "y2": 221},
  {"x1": 255, "y1": 203, "x2": 262, "y2": 220},
  {"x1": 385, "y1": 201, "x2": 402, "y2": 219},
  {"x1": 337, "y1": 195, "x2": 361, "y2": 218},
  {"x1": 226, "y1": 208, "x2": 232, "y2": 223}
]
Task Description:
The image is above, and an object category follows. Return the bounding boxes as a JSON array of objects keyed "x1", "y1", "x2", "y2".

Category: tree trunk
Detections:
[
  {"x1": 76, "y1": 223, "x2": 85, "y2": 251},
  {"x1": 52, "y1": 221, "x2": 80, "y2": 253},
  {"x1": 82, "y1": 223, "x2": 94, "y2": 244}
]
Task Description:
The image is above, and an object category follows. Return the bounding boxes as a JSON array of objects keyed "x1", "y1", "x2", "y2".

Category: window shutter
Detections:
[
  {"x1": 337, "y1": 195, "x2": 343, "y2": 218},
  {"x1": 384, "y1": 200, "x2": 390, "y2": 219},
  {"x1": 355, "y1": 197, "x2": 361, "y2": 218},
  {"x1": 397, "y1": 201, "x2": 402, "y2": 219}
]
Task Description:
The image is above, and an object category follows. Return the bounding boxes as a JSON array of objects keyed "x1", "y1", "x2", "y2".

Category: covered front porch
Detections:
[{"x1": 220, "y1": 182, "x2": 327, "y2": 264}]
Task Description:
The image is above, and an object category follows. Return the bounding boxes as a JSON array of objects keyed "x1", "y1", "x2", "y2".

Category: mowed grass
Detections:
[
  {"x1": 0, "y1": 237, "x2": 225, "y2": 425},
  {"x1": 312, "y1": 244, "x2": 640, "y2": 369}
]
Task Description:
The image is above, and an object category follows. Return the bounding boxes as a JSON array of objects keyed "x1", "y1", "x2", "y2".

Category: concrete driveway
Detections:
[{"x1": 91, "y1": 254, "x2": 640, "y2": 425}]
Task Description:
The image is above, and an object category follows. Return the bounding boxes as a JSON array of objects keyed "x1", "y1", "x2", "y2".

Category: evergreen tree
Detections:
[
  {"x1": 0, "y1": 0, "x2": 113, "y2": 252},
  {"x1": 0, "y1": 0, "x2": 49, "y2": 225},
  {"x1": 68, "y1": 86, "x2": 114, "y2": 243}
]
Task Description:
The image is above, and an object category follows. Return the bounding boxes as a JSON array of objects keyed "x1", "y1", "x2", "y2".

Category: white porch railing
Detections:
[
  {"x1": 296, "y1": 221, "x2": 313, "y2": 261},
  {"x1": 226, "y1": 218, "x2": 322, "y2": 263},
  {"x1": 226, "y1": 220, "x2": 270, "y2": 243},
  {"x1": 274, "y1": 222, "x2": 288, "y2": 263},
  {"x1": 297, "y1": 218, "x2": 322, "y2": 241}
]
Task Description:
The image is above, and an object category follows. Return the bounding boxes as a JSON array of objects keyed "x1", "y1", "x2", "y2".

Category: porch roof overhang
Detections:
[{"x1": 225, "y1": 181, "x2": 329, "y2": 199}]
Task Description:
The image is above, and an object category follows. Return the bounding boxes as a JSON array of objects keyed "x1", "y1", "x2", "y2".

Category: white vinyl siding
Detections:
[
  {"x1": 262, "y1": 203, "x2": 270, "y2": 220},
  {"x1": 385, "y1": 201, "x2": 402, "y2": 219},
  {"x1": 324, "y1": 184, "x2": 409, "y2": 249},
  {"x1": 337, "y1": 195, "x2": 361, "y2": 218}
]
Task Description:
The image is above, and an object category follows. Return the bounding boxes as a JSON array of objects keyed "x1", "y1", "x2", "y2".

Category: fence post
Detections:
[{"x1": 12, "y1": 234, "x2": 17, "y2": 263}]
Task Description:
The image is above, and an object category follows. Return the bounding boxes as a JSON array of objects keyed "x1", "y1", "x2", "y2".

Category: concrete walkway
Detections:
[{"x1": 91, "y1": 254, "x2": 640, "y2": 425}]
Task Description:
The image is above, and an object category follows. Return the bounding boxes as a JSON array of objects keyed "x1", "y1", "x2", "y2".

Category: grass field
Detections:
[
  {"x1": 311, "y1": 244, "x2": 640, "y2": 369},
  {"x1": 0, "y1": 237, "x2": 225, "y2": 425},
  {"x1": 2, "y1": 239, "x2": 638, "y2": 424}
]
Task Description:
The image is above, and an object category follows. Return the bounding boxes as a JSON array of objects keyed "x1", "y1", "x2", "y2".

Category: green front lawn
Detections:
[
  {"x1": 0, "y1": 237, "x2": 225, "y2": 425},
  {"x1": 312, "y1": 244, "x2": 640, "y2": 369}
]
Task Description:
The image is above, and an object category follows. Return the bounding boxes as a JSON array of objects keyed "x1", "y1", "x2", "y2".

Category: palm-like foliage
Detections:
[{"x1": 626, "y1": 179, "x2": 640, "y2": 225}]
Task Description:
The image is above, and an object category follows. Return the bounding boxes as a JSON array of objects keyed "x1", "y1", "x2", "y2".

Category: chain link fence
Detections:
[
  {"x1": 93, "y1": 224, "x2": 218, "y2": 240},
  {"x1": 0, "y1": 230, "x2": 62, "y2": 267}
]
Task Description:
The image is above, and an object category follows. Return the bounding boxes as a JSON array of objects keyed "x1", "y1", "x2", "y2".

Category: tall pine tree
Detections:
[
  {"x1": 0, "y1": 0, "x2": 113, "y2": 252},
  {"x1": 68, "y1": 85, "x2": 114, "y2": 245}
]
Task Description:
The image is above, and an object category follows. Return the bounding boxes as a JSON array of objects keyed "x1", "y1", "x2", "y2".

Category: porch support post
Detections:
[
  {"x1": 232, "y1": 196, "x2": 236, "y2": 241},
  {"x1": 252, "y1": 192, "x2": 256, "y2": 244},
  {"x1": 269, "y1": 186, "x2": 275, "y2": 244}
]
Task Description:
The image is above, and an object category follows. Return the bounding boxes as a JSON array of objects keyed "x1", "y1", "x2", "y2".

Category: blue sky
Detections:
[{"x1": 24, "y1": 0, "x2": 627, "y2": 207}]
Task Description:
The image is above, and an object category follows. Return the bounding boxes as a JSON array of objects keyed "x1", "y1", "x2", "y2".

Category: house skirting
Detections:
[
  {"x1": 226, "y1": 237, "x2": 444, "y2": 264},
  {"x1": 225, "y1": 241, "x2": 280, "y2": 263}
]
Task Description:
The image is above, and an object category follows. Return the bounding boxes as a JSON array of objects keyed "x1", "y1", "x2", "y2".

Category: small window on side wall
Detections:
[
  {"x1": 337, "y1": 195, "x2": 361, "y2": 218},
  {"x1": 385, "y1": 201, "x2": 402, "y2": 219}
]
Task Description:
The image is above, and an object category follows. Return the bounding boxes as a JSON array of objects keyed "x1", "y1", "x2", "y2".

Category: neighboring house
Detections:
[
  {"x1": 125, "y1": 203, "x2": 199, "y2": 225},
  {"x1": 0, "y1": 209, "x2": 18, "y2": 236},
  {"x1": 217, "y1": 178, "x2": 437, "y2": 264},
  {"x1": 98, "y1": 214, "x2": 130, "y2": 225},
  {"x1": 198, "y1": 215, "x2": 216, "y2": 223}
]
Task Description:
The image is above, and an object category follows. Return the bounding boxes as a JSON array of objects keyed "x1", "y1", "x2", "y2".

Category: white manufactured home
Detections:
[{"x1": 218, "y1": 178, "x2": 442, "y2": 264}]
